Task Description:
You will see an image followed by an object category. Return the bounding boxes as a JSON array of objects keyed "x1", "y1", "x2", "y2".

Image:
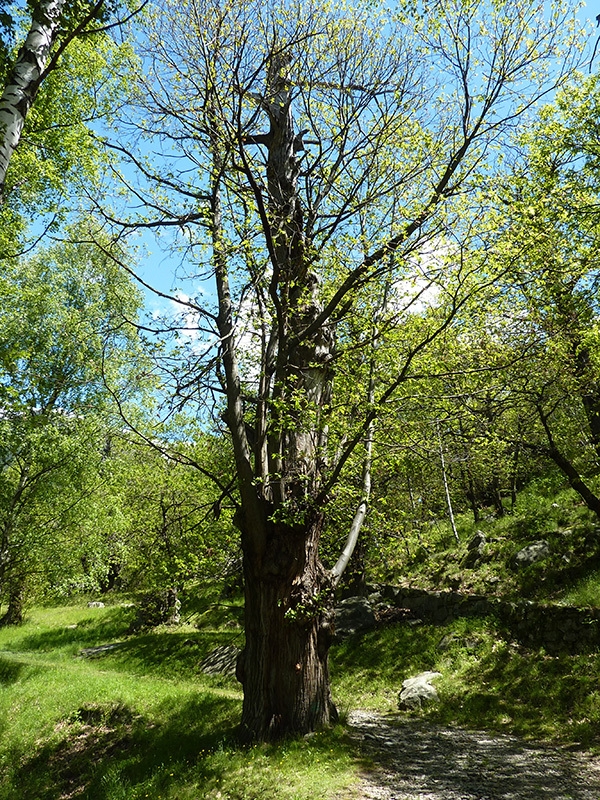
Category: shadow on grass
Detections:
[
  {"x1": 14, "y1": 606, "x2": 135, "y2": 653},
  {"x1": 331, "y1": 623, "x2": 442, "y2": 688},
  {"x1": 7, "y1": 693, "x2": 240, "y2": 800},
  {"x1": 431, "y1": 640, "x2": 600, "y2": 746},
  {"x1": 0, "y1": 654, "x2": 25, "y2": 686},
  {"x1": 7, "y1": 693, "x2": 361, "y2": 800}
]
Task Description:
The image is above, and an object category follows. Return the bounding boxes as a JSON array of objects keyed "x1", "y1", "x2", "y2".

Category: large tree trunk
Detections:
[{"x1": 237, "y1": 515, "x2": 336, "y2": 742}]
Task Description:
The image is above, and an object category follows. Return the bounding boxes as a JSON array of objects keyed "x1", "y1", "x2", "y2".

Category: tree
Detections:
[
  {"x1": 96, "y1": 430, "x2": 239, "y2": 599},
  {"x1": 0, "y1": 231, "x2": 141, "y2": 623},
  {"x1": 0, "y1": 0, "x2": 148, "y2": 201},
  {"x1": 477, "y1": 73, "x2": 600, "y2": 519},
  {"x1": 108, "y1": 0, "x2": 584, "y2": 740}
]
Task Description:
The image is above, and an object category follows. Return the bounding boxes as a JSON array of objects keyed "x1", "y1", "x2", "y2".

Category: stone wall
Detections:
[{"x1": 375, "y1": 585, "x2": 600, "y2": 654}]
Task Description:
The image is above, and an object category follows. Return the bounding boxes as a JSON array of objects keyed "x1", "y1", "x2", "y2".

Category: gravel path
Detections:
[{"x1": 347, "y1": 710, "x2": 600, "y2": 800}]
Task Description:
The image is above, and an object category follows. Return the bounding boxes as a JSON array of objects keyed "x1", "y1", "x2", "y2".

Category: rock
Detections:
[
  {"x1": 513, "y1": 540, "x2": 550, "y2": 567},
  {"x1": 334, "y1": 597, "x2": 376, "y2": 639},
  {"x1": 398, "y1": 671, "x2": 442, "y2": 710},
  {"x1": 468, "y1": 531, "x2": 486, "y2": 550},
  {"x1": 200, "y1": 644, "x2": 241, "y2": 676},
  {"x1": 462, "y1": 531, "x2": 487, "y2": 568},
  {"x1": 87, "y1": 601, "x2": 105, "y2": 608},
  {"x1": 438, "y1": 633, "x2": 458, "y2": 652},
  {"x1": 80, "y1": 643, "x2": 122, "y2": 658}
]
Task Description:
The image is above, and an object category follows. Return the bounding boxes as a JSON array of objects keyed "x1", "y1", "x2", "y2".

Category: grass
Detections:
[
  {"x1": 0, "y1": 601, "x2": 360, "y2": 800},
  {"x1": 560, "y1": 568, "x2": 600, "y2": 607},
  {"x1": 4, "y1": 564, "x2": 600, "y2": 797}
]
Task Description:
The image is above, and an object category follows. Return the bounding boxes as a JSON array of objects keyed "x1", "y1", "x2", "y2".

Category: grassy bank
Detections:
[
  {"x1": 0, "y1": 601, "x2": 358, "y2": 800},
  {"x1": 2, "y1": 581, "x2": 600, "y2": 798}
]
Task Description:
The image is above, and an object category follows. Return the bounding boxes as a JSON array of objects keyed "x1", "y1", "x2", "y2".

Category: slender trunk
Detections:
[
  {"x1": 461, "y1": 464, "x2": 479, "y2": 523},
  {"x1": 509, "y1": 440, "x2": 520, "y2": 512},
  {"x1": 0, "y1": 0, "x2": 66, "y2": 196},
  {"x1": 437, "y1": 421, "x2": 459, "y2": 543},
  {"x1": 545, "y1": 446, "x2": 600, "y2": 519},
  {"x1": 491, "y1": 476, "x2": 505, "y2": 517},
  {"x1": 535, "y1": 405, "x2": 600, "y2": 520},
  {"x1": 331, "y1": 341, "x2": 376, "y2": 586}
]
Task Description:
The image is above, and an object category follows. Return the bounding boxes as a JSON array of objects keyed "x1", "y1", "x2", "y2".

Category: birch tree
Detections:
[
  {"x1": 109, "y1": 0, "x2": 584, "y2": 741},
  {"x1": 0, "y1": 0, "x2": 152, "y2": 207},
  {"x1": 0, "y1": 0, "x2": 99, "y2": 198}
]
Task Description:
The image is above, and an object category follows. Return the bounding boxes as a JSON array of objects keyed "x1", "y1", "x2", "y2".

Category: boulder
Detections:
[
  {"x1": 398, "y1": 671, "x2": 442, "y2": 710},
  {"x1": 87, "y1": 601, "x2": 105, "y2": 608},
  {"x1": 468, "y1": 531, "x2": 486, "y2": 550},
  {"x1": 513, "y1": 540, "x2": 550, "y2": 567},
  {"x1": 334, "y1": 596, "x2": 376, "y2": 639}
]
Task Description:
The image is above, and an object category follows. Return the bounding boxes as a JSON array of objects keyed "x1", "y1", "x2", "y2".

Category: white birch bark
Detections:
[{"x1": 0, "y1": 0, "x2": 66, "y2": 196}]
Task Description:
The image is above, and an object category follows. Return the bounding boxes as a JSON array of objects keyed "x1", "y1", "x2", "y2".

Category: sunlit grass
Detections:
[
  {"x1": 0, "y1": 601, "x2": 358, "y2": 800},
  {"x1": 560, "y1": 569, "x2": 600, "y2": 608}
]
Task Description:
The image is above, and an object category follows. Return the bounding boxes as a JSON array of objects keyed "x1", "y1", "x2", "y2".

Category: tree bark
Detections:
[
  {"x1": 0, "y1": 0, "x2": 67, "y2": 196},
  {"x1": 437, "y1": 421, "x2": 459, "y2": 543},
  {"x1": 534, "y1": 406, "x2": 600, "y2": 520},
  {"x1": 228, "y1": 49, "x2": 339, "y2": 742},
  {"x1": 0, "y1": 579, "x2": 25, "y2": 626},
  {"x1": 237, "y1": 515, "x2": 336, "y2": 741}
]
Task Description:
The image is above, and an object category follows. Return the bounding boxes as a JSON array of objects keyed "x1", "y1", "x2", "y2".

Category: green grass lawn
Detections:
[
  {"x1": 0, "y1": 602, "x2": 359, "y2": 800},
  {"x1": 2, "y1": 592, "x2": 600, "y2": 799}
]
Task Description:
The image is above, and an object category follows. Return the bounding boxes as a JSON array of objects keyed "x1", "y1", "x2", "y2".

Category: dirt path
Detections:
[{"x1": 347, "y1": 710, "x2": 600, "y2": 800}]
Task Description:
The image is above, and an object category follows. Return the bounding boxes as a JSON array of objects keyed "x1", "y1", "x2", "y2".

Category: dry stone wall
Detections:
[{"x1": 375, "y1": 584, "x2": 600, "y2": 654}]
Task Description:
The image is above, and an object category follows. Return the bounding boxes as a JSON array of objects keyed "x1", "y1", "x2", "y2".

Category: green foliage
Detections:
[
  {"x1": 0, "y1": 232, "x2": 144, "y2": 614},
  {"x1": 85, "y1": 433, "x2": 240, "y2": 598},
  {"x1": 0, "y1": 2, "x2": 137, "y2": 252}
]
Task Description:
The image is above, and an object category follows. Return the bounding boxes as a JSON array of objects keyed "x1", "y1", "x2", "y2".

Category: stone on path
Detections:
[{"x1": 398, "y1": 671, "x2": 442, "y2": 710}]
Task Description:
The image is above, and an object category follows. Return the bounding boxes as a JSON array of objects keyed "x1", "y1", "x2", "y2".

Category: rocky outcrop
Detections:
[
  {"x1": 335, "y1": 596, "x2": 376, "y2": 639},
  {"x1": 200, "y1": 644, "x2": 240, "y2": 676},
  {"x1": 512, "y1": 540, "x2": 550, "y2": 567}
]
